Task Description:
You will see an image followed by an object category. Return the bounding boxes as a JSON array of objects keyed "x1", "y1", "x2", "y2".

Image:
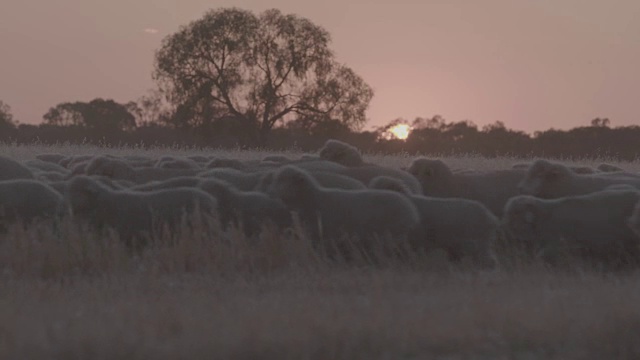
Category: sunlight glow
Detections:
[{"x1": 387, "y1": 124, "x2": 411, "y2": 140}]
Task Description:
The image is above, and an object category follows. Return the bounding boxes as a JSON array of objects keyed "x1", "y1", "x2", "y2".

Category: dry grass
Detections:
[
  {"x1": 6, "y1": 267, "x2": 640, "y2": 359},
  {"x1": 2, "y1": 143, "x2": 640, "y2": 359}
]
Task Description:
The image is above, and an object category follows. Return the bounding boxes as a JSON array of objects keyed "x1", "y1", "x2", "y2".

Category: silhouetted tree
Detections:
[
  {"x1": 591, "y1": 117, "x2": 610, "y2": 128},
  {"x1": 154, "y1": 7, "x2": 373, "y2": 144},
  {"x1": 405, "y1": 115, "x2": 450, "y2": 153},
  {"x1": 480, "y1": 121, "x2": 532, "y2": 156},
  {"x1": 130, "y1": 89, "x2": 173, "y2": 126},
  {"x1": 374, "y1": 118, "x2": 412, "y2": 140},
  {"x1": 163, "y1": 82, "x2": 235, "y2": 134},
  {"x1": 43, "y1": 98, "x2": 137, "y2": 134},
  {"x1": 412, "y1": 115, "x2": 447, "y2": 130},
  {"x1": 286, "y1": 116, "x2": 352, "y2": 139},
  {"x1": 0, "y1": 100, "x2": 17, "y2": 131}
]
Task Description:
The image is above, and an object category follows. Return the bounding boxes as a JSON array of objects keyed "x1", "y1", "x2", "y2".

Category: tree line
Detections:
[
  {"x1": 1, "y1": 7, "x2": 639, "y2": 159},
  {"x1": 2, "y1": 99, "x2": 639, "y2": 160}
]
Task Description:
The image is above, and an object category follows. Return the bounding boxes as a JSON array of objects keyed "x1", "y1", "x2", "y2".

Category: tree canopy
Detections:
[
  {"x1": 43, "y1": 98, "x2": 137, "y2": 133},
  {"x1": 0, "y1": 100, "x2": 16, "y2": 130},
  {"x1": 154, "y1": 7, "x2": 373, "y2": 143}
]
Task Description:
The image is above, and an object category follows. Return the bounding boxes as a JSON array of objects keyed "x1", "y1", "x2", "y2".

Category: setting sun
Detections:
[{"x1": 387, "y1": 124, "x2": 412, "y2": 140}]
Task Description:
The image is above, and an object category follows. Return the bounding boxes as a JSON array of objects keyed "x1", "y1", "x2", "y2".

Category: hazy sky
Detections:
[{"x1": 1, "y1": 0, "x2": 639, "y2": 133}]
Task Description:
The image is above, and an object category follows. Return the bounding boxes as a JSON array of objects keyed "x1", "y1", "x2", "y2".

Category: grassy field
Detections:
[{"x1": 2, "y1": 143, "x2": 640, "y2": 359}]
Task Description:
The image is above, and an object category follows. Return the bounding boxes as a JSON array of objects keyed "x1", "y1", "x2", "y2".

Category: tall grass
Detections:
[{"x1": 2, "y1": 144, "x2": 640, "y2": 359}]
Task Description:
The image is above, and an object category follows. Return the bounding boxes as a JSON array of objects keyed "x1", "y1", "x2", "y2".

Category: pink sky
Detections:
[{"x1": 1, "y1": 0, "x2": 639, "y2": 133}]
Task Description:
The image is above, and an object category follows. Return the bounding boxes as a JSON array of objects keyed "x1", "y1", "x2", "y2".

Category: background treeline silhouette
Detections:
[
  {"x1": 0, "y1": 98, "x2": 638, "y2": 160},
  {"x1": 2, "y1": 8, "x2": 638, "y2": 160},
  {"x1": 2, "y1": 7, "x2": 637, "y2": 160}
]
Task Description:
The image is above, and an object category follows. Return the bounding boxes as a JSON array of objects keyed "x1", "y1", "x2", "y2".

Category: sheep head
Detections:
[
  {"x1": 267, "y1": 166, "x2": 318, "y2": 209},
  {"x1": 318, "y1": 139, "x2": 363, "y2": 167},
  {"x1": 518, "y1": 159, "x2": 572, "y2": 198}
]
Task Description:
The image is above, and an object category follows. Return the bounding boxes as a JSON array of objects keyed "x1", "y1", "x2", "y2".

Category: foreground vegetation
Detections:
[{"x1": 2, "y1": 144, "x2": 640, "y2": 359}]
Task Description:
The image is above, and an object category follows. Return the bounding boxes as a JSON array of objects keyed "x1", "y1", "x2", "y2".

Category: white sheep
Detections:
[
  {"x1": 605, "y1": 184, "x2": 638, "y2": 191},
  {"x1": 206, "y1": 157, "x2": 248, "y2": 170},
  {"x1": 70, "y1": 155, "x2": 152, "y2": 174},
  {"x1": 262, "y1": 155, "x2": 292, "y2": 164},
  {"x1": 187, "y1": 155, "x2": 211, "y2": 164},
  {"x1": 518, "y1": 159, "x2": 640, "y2": 199},
  {"x1": 198, "y1": 168, "x2": 266, "y2": 191},
  {"x1": 92, "y1": 175, "x2": 134, "y2": 190},
  {"x1": 407, "y1": 157, "x2": 525, "y2": 215},
  {"x1": 25, "y1": 159, "x2": 70, "y2": 175},
  {"x1": 65, "y1": 155, "x2": 152, "y2": 177},
  {"x1": 597, "y1": 163, "x2": 625, "y2": 173},
  {"x1": 85, "y1": 156, "x2": 198, "y2": 184},
  {"x1": 511, "y1": 163, "x2": 531, "y2": 171},
  {"x1": 299, "y1": 154, "x2": 320, "y2": 161},
  {"x1": 368, "y1": 176, "x2": 414, "y2": 195},
  {"x1": 130, "y1": 176, "x2": 202, "y2": 192},
  {"x1": 628, "y1": 200, "x2": 640, "y2": 238},
  {"x1": 308, "y1": 171, "x2": 366, "y2": 190},
  {"x1": 595, "y1": 166, "x2": 640, "y2": 179},
  {"x1": 60, "y1": 155, "x2": 96, "y2": 169},
  {"x1": 0, "y1": 156, "x2": 34, "y2": 181},
  {"x1": 290, "y1": 159, "x2": 349, "y2": 173},
  {"x1": 155, "y1": 156, "x2": 200, "y2": 170},
  {"x1": 339, "y1": 165, "x2": 422, "y2": 195},
  {"x1": 242, "y1": 161, "x2": 283, "y2": 173},
  {"x1": 256, "y1": 169, "x2": 366, "y2": 192},
  {"x1": 568, "y1": 166, "x2": 598, "y2": 174},
  {"x1": 512, "y1": 162, "x2": 597, "y2": 174},
  {"x1": 317, "y1": 139, "x2": 422, "y2": 194},
  {"x1": 50, "y1": 175, "x2": 130, "y2": 196},
  {"x1": 70, "y1": 161, "x2": 91, "y2": 176},
  {"x1": 369, "y1": 176, "x2": 499, "y2": 268},
  {"x1": 66, "y1": 175, "x2": 218, "y2": 247},
  {"x1": 83, "y1": 156, "x2": 131, "y2": 178},
  {"x1": 121, "y1": 155, "x2": 155, "y2": 168},
  {"x1": 502, "y1": 189, "x2": 640, "y2": 268},
  {"x1": 0, "y1": 179, "x2": 64, "y2": 226},
  {"x1": 318, "y1": 139, "x2": 364, "y2": 167},
  {"x1": 35, "y1": 153, "x2": 66, "y2": 164},
  {"x1": 36, "y1": 171, "x2": 67, "y2": 182},
  {"x1": 266, "y1": 166, "x2": 420, "y2": 251},
  {"x1": 198, "y1": 179, "x2": 292, "y2": 236}
]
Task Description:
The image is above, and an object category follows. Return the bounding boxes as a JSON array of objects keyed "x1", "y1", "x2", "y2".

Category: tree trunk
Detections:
[{"x1": 257, "y1": 123, "x2": 270, "y2": 147}]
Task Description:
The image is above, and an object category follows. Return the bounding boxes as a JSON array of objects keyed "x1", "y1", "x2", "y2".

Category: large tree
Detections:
[
  {"x1": 129, "y1": 89, "x2": 175, "y2": 127},
  {"x1": 154, "y1": 7, "x2": 373, "y2": 143}
]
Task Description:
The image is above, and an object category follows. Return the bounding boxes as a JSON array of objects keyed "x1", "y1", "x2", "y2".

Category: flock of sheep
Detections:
[{"x1": 2, "y1": 139, "x2": 640, "y2": 269}]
